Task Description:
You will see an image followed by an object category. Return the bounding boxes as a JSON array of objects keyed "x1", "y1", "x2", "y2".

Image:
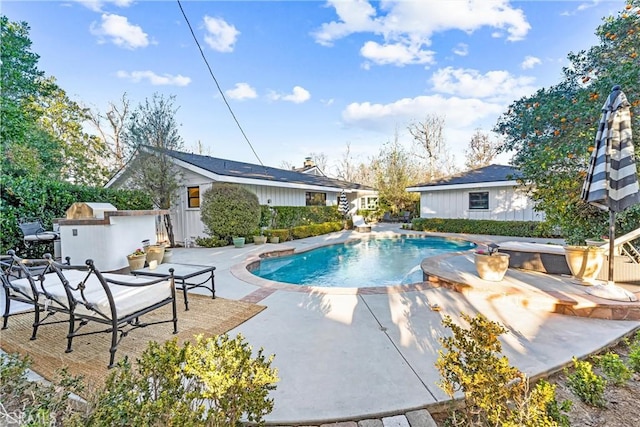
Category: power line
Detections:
[{"x1": 176, "y1": 0, "x2": 265, "y2": 167}]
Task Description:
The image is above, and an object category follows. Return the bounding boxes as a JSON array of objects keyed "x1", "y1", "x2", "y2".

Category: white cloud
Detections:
[
  {"x1": 521, "y1": 55, "x2": 541, "y2": 69},
  {"x1": 75, "y1": 0, "x2": 134, "y2": 12},
  {"x1": 203, "y1": 16, "x2": 239, "y2": 52},
  {"x1": 313, "y1": 0, "x2": 531, "y2": 66},
  {"x1": 430, "y1": 67, "x2": 536, "y2": 101},
  {"x1": 360, "y1": 41, "x2": 435, "y2": 66},
  {"x1": 90, "y1": 13, "x2": 149, "y2": 49},
  {"x1": 226, "y1": 83, "x2": 257, "y2": 100},
  {"x1": 453, "y1": 43, "x2": 469, "y2": 56},
  {"x1": 116, "y1": 70, "x2": 191, "y2": 86},
  {"x1": 269, "y1": 86, "x2": 311, "y2": 104}
]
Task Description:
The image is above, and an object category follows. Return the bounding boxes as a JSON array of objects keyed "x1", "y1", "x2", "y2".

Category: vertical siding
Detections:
[{"x1": 418, "y1": 186, "x2": 543, "y2": 221}]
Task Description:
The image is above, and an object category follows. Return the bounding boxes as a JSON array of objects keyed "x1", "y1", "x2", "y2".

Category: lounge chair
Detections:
[{"x1": 352, "y1": 215, "x2": 371, "y2": 233}]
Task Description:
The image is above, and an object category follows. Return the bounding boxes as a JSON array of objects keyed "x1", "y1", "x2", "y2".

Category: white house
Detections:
[
  {"x1": 406, "y1": 164, "x2": 544, "y2": 222},
  {"x1": 106, "y1": 148, "x2": 377, "y2": 245}
]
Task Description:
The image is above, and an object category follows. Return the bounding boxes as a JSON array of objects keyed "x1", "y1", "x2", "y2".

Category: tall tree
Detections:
[
  {"x1": 408, "y1": 114, "x2": 446, "y2": 182},
  {"x1": 122, "y1": 93, "x2": 185, "y2": 245},
  {"x1": 464, "y1": 129, "x2": 501, "y2": 170},
  {"x1": 494, "y1": 0, "x2": 640, "y2": 243},
  {"x1": 372, "y1": 133, "x2": 420, "y2": 214},
  {"x1": 88, "y1": 93, "x2": 130, "y2": 170}
]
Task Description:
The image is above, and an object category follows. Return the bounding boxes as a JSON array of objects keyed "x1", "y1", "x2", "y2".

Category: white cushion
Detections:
[{"x1": 8, "y1": 269, "x2": 173, "y2": 320}]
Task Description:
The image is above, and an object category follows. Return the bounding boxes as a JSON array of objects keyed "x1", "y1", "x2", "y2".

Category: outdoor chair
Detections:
[
  {"x1": 401, "y1": 211, "x2": 412, "y2": 223},
  {"x1": 18, "y1": 219, "x2": 59, "y2": 249},
  {"x1": 381, "y1": 212, "x2": 393, "y2": 222},
  {"x1": 3, "y1": 250, "x2": 178, "y2": 368},
  {"x1": 352, "y1": 215, "x2": 371, "y2": 233}
]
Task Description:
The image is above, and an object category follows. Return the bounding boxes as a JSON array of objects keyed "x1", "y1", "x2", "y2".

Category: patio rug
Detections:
[{"x1": 0, "y1": 293, "x2": 265, "y2": 388}]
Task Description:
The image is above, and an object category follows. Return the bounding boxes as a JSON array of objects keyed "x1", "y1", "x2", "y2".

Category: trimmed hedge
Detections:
[
  {"x1": 268, "y1": 206, "x2": 343, "y2": 228},
  {"x1": 0, "y1": 175, "x2": 152, "y2": 256},
  {"x1": 412, "y1": 218, "x2": 555, "y2": 238},
  {"x1": 290, "y1": 221, "x2": 343, "y2": 239}
]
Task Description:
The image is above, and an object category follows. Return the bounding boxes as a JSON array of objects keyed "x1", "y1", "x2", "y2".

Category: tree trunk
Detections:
[{"x1": 164, "y1": 213, "x2": 175, "y2": 247}]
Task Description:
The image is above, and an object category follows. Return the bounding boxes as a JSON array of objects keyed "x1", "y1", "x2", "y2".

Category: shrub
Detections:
[
  {"x1": 0, "y1": 175, "x2": 152, "y2": 257},
  {"x1": 195, "y1": 235, "x2": 229, "y2": 248},
  {"x1": 412, "y1": 218, "x2": 555, "y2": 238},
  {"x1": 269, "y1": 206, "x2": 342, "y2": 228},
  {"x1": 565, "y1": 357, "x2": 606, "y2": 407},
  {"x1": 629, "y1": 331, "x2": 640, "y2": 373},
  {"x1": 435, "y1": 313, "x2": 564, "y2": 426},
  {"x1": 268, "y1": 228, "x2": 291, "y2": 241},
  {"x1": 0, "y1": 353, "x2": 86, "y2": 426},
  {"x1": 85, "y1": 334, "x2": 278, "y2": 426},
  {"x1": 594, "y1": 351, "x2": 632, "y2": 385},
  {"x1": 200, "y1": 184, "x2": 261, "y2": 243},
  {"x1": 290, "y1": 221, "x2": 343, "y2": 239}
]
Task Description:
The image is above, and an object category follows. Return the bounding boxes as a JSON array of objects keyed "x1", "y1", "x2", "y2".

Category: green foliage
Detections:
[
  {"x1": 537, "y1": 380, "x2": 572, "y2": 427},
  {"x1": 436, "y1": 313, "x2": 561, "y2": 426},
  {"x1": 413, "y1": 218, "x2": 554, "y2": 238},
  {"x1": 629, "y1": 331, "x2": 640, "y2": 372},
  {"x1": 494, "y1": 0, "x2": 640, "y2": 244},
  {"x1": 373, "y1": 138, "x2": 420, "y2": 214},
  {"x1": 289, "y1": 221, "x2": 343, "y2": 239},
  {"x1": 0, "y1": 353, "x2": 86, "y2": 426},
  {"x1": 195, "y1": 235, "x2": 229, "y2": 248},
  {"x1": 200, "y1": 183, "x2": 261, "y2": 242},
  {"x1": 565, "y1": 357, "x2": 607, "y2": 407},
  {"x1": 594, "y1": 351, "x2": 632, "y2": 385},
  {"x1": 0, "y1": 175, "x2": 152, "y2": 256},
  {"x1": 267, "y1": 228, "x2": 291, "y2": 241},
  {"x1": 269, "y1": 205, "x2": 342, "y2": 228},
  {"x1": 85, "y1": 334, "x2": 278, "y2": 426}
]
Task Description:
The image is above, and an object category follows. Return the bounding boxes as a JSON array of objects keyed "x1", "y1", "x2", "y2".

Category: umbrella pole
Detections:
[{"x1": 607, "y1": 209, "x2": 615, "y2": 286}]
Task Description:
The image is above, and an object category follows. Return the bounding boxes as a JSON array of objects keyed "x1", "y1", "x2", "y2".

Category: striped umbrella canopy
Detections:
[
  {"x1": 338, "y1": 191, "x2": 350, "y2": 216},
  {"x1": 580, "y1": 85, "x2": 639, "y2": 301},
  {"x1": 581, "y1": 86, "x2": 639, "y2": 212}
]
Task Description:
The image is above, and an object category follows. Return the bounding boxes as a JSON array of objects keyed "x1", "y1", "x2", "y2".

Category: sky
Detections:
[{"x1": 2, "y1": 0, "x2": 626, "y2": 176}]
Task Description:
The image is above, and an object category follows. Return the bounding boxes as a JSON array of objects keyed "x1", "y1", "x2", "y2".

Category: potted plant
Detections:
[
  {"x1": 563, "y1": 244, "x2": 606, "y2": 284},
  {"x1": 144, "y1": 244, "x2": 165, "y2": 266},
  {"x1": 232, "y1": 237, "x2": 245, "y2": 248},
  {"x1": 162, "y1": 248, "x2": 173, "y2": 263},
  {"x1": 474, "y1": 243, "x2": 510, "y2": 281},
  {"x1": 126, "y1": 248, "x2": 146, "y2": 271},
  {"x1": 253, "y1": 228, "x2": 267, "y2": 245}
]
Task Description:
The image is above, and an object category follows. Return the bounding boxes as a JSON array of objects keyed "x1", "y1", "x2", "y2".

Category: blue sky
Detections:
[{"x1": 3, "y1": 0, "x2": 625, "y2": 175}]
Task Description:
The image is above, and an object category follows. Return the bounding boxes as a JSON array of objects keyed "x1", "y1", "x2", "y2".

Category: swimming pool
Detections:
[{"x1": 250, "y1": 236, "x2": 475, "y2": 288}]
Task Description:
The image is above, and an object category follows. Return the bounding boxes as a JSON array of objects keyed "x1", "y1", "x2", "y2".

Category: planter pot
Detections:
[
  {"x1": 233, "y1": 237, "x2": 245, "y2": 248},
  {"x1": 474, "y1": 252, "x2": 510, "y2": 281},
  {"x1": 564, "y1": 245, "x2": 605, "y2": 283},
  {"x1": 253, "y1": 235, "x2": 267, "y2": 245},
  {"x1": 127, "y1": 254, "x2": 146, "y2": 271},
  {"x1": 269, "y1": 236, "x2": 280, "y2": 244},
  {"x1": 162, "y1": 249, "x2": 173, "y2": 264},
  {"x1": 145, "y1": 245, "x2": 165, "y2": 266}
]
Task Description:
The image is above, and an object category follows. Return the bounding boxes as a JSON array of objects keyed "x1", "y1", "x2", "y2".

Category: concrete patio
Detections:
[{"x1": 3, "y1": 223, "x2": 640, "y2": 426}]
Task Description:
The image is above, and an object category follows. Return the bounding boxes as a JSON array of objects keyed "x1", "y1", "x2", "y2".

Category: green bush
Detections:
[
  {"x1": 85, "y1": 334, "x2": 278, "y2": 426},
  {"x1": 412, "y1": 218, "x2": 555, "y2": 238},
  {"x1": 629, "y1": 331, "x2": 640, "y2": 372},
  {"x1": 0, "y1": 353, "x2": 86, "y2": 426},
  {"x1": 290, "y1": 221, "x2": 343, "y2": 239},
  {"x1": 0, "y1": 175, "x2": 152, "y2": 257},
  {"x1": 565, "y1": 357, "x2": 607, "y2": 407},
  {"x1": 435, "y1": 313, "x2": 567, "y2": 426},
  {"x1": 195, "y1": 235, "x2": 228, "y2": 248},
  {"x1": 267, "y1": 228, "x2": 291, "y2": 241},
  {"x1": 594, "y1": 352, "x2": 632, "y2": 386},
  {"x1": 269, "y1": 206, "x2": 342, "y2": 228},
  {"x1": 200, "y1": 184, "x2": 261, "y2": 243}
]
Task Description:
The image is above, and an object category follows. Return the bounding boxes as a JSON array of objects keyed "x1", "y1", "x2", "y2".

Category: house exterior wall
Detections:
[{"x1": 417, "y1": 185, "x2": 543, "y2": 221}]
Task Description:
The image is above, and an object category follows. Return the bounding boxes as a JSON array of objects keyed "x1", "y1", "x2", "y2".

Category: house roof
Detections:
[
  {"x1": 162, "y1": 148, "x2": 374, "y2": 191},
  {"x1": 407, "y1": 164, "x2": 521, "y2": 190}
]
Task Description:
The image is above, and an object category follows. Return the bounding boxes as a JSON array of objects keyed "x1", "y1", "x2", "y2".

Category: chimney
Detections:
[{"x1": 303, "y1": 157, "x2": 315, "y2": 167}]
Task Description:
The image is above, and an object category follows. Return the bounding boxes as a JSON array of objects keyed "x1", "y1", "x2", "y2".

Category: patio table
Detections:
[{"x1": 132, "y1": 263, "x2": 215, "y2": 311}]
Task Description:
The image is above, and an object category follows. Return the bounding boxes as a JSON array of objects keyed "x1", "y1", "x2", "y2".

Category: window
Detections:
[
  {"x1": 359, "y1": 196, "x2": 379, "y2": 210},
  {"x1": 469, "y1": 191, "x2": 489, "y2": 210},
  {"x1": 187, "y1": 186, "x2": 200, "y2": 208},
  {"x1": 305, "y1": 192, "x2": 326, "y2": 206}
]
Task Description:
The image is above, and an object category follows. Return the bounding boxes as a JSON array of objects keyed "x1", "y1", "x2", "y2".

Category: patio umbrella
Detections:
[
  {"x1": 338, "y1": 191, "x2": 350, "y2": 216},
  {"x1": 580, "y1": 85, "x2": 640, "y2": 301}
]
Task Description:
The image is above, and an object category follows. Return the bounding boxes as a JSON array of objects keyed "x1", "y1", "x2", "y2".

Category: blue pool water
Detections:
[{"x1": 251, "y1": 237, "x2": 475, "y2": 288}]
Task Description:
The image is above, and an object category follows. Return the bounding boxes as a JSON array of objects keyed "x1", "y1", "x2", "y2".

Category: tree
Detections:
[
  {"x1": 88, "y1": 92, "x2": 130, "y2": 170},
  {"x1": 122, "y1": 93, "x2": 185, "y2": 245},
  {"x1": 200, "y1": 183, "x2": 261, "y2": 243},
  {"x1": 372, "y1": 133, "x2": 420, "y2": 214},
  {"x1": 494, "y1": 0, "x2": 640, "y2": 244},
  {"x1": 308, "y1": 152, "x2": 329, "y2": 175},
  {"x1": 464, "y1": 129, "x2": 501, "y2": 170},
  {"x1": 408, "y1": 114, "x2": 446, "y2": 182}
]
